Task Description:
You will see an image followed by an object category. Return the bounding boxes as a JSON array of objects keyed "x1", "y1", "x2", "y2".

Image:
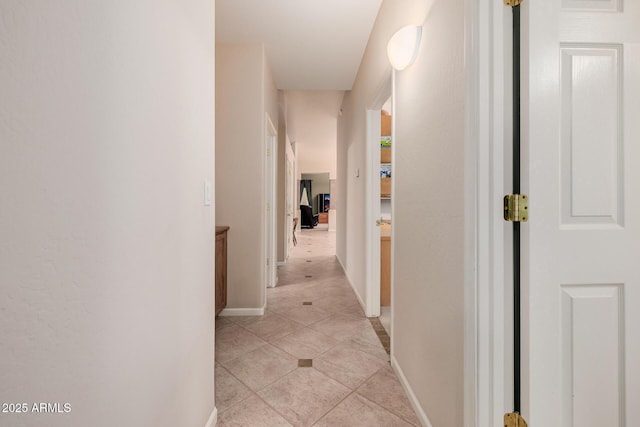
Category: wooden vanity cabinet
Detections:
[{"x1": 215, "y1": 226, "x2": 229, "y2": 317}]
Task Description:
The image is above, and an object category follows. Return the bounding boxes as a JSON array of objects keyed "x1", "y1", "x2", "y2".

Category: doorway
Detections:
[
  {"x1": 300, "y1": 172, "x2": 331, "y2": 230},
  {"x1": 378, "y1": 98, "x2": 392, "y2": 335},
  {"x1": 365, "y1": 76, "x2": 392, "y2": 325},
  {"x1": 264, "y1": 113, "x2": 277, "y2": 290}
]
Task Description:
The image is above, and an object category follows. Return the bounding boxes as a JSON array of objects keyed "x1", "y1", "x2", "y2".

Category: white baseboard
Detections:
[
  {"x1": 391, "y1": 355, "x2": 434, "y2": 427},
  {"x1": 335, "y1": 255, "x2": 366, "y2": 314},
  {"x1": 218, "y1": 307, "x2": 265, "y2": 316},
  {"x1": 204, "y1": 406, "x2": 217, "y2": 427}
]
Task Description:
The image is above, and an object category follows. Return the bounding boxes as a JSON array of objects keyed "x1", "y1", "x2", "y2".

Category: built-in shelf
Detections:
[{"x1": 380, "y1": 177, "x2": 391, "y2": 197}]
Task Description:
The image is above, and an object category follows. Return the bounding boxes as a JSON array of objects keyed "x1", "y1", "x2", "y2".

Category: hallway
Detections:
[{"x1": 215, "y1": 228, "x2": 418, "y2": 426}]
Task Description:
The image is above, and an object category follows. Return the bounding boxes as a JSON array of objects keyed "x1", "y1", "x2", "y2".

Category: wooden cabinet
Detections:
[
  {"x1": 318, "y1": 212, "x2": 328, "y2": 224},
  {"x1": 215, "y1": 226, "x2": 229, "y2": 317},
  {"x1": 380, "y1": 224, "x2": 391, "y2": 306}
]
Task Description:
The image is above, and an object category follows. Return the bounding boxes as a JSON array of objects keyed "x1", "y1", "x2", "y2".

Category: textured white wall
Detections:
[
  {"x1": 337, "y1": 0, "x2": 465, "y2": 426},
  {"x1": 0, "y1": 2, "x2": 216, "y2": 427},
  {"x1": 215, "y1": 43, "x2": 278, "y2": 309},
  {"x1": 393, "y1": 1, "x2": 465, "y2": 425}
]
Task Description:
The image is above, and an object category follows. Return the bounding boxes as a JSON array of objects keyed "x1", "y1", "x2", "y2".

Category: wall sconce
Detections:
[{"x1": 386, "y1": 26, "x2": 422, "y2": 71}]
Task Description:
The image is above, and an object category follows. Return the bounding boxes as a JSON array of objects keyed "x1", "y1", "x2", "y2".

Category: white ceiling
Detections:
[{"x1": 216, "y1": 0, "x2": 383, "y2": 90}]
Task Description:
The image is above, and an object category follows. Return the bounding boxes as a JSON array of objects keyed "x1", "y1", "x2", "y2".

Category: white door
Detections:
[{"x1": 524, "y1": 1, "x2": 639, "y2": 425}]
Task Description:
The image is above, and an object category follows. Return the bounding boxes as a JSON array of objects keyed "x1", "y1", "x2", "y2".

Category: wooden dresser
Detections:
[{"x1": 215, "y1": 226, "x2": 229, "y2": 317}]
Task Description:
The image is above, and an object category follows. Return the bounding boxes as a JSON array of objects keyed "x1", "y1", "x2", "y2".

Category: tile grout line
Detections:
[
  {"x1": 352, "y1": 391, "x2": 419, "y2": 426},
  {"x1": 216, "y1": 227, "x2": 411, "y2": 426},
  {"x1": 309, "y1": 388, "x2": 358, "y2": 426},
  {"x1": 217, "y1": 347, "x2": 299, "y2": 407},
  {"x1": 253, "y1": 368, "x2": 312, "y2": 426}
]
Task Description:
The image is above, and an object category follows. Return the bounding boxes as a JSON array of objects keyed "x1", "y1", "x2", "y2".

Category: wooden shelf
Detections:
[
  {"x1": 380, "y1": 177, "x2": 391, "y2": 197},
  {"x1": 381, "y1": 147, "x2": 392, "y2": 163}
]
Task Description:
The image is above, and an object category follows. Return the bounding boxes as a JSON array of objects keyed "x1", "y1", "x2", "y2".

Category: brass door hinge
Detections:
[
  {"x1": 504, "y1": 0, "x2": 523, "y2": 6},
  {"x1": 504, "y1": 412, "x2": 528, "y2": 427},
  {"x1": 503, "y1": 194, "x2": 528, "y2": 222}
]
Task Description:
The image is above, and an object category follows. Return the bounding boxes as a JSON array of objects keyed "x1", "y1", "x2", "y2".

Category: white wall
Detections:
[
  {"x1": 393, "y1": 1, "x2": 465, "y2": 425},
  {"x1": 0, "y1": 2, "x2": 216, "y2": 427},
  {"x1": 216, "y1": 43, "x2": 278, "y2": 309},
  {"x1": 285, "y1": 91, "x2": 344, "y2": 179},
  {"x1": 337, "y1": 0, "x2": 465, "y2": 426}
]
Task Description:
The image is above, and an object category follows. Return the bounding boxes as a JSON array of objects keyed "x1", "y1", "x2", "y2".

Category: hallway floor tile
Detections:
[{"x1": 215, "y1": 227, "x2": 418, "y2": 426}]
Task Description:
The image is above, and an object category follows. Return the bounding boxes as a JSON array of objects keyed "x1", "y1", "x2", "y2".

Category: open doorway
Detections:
[
  {"x1": 378, "y1": 98, "x2": 392, "y2": 335},
  {"x1": 300, "y1": 172, "x2": 331, "y2": 231},
  {"x1": 365, "y1": 77, "x2": 392, "y2": 328}
]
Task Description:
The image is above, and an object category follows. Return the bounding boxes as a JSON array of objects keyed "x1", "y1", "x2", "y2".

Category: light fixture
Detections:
[{"x1": 386, "y1": 25, "x2": 422, "y2": 71}]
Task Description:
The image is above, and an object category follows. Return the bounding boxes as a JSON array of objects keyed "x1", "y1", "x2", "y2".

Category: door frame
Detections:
[
  {"x1": 264, "y1": 113, "x2": 278, "y2": 290},
  {"x1": 284, "y1": 156, "x2": 294, "y2": 261},
  {"x1": 464, "y1": 0, "x2": 511, "y2": 426},
  {"x1": 365, "y1": 75, "x2": 392, "y2": 318}
]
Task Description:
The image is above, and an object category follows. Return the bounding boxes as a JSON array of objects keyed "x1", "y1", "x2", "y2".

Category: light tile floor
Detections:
[{"x1": 215, "y1": 227, "x2": 419, "y2": 427}]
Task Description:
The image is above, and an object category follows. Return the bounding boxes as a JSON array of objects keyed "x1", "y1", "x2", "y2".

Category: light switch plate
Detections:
[{"x1": 204, "y1": 180, "x2": 212, "y2": 206}]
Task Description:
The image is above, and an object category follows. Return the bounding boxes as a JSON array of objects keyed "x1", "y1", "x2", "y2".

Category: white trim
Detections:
[
  {"x1": 364, "y1": 75, "x2": 392, "y2": 319},
  {"x1": 365, "y1": 109, "x2": 382, "y2": 318},
  {"x1": 391, "y1": 355, "x2": 434, "y2": 427},
  {"x1": 204, "y1": 407, "x2": 217, "y2": 427},
  {"x1": 277, "y1": 261, "x2": 286, "y2": 267},
  {"x1": 464, "y1": 0, "x2": 480, "y2": 425},
  {"x1": 389, "y1": 70, "x2": 396, "y2": 358},
  {"x1": 218, "y1": 307, "x2": 265, "y2": 317},
  {"x1": 465, "y1": 0, "x2": 510, "y2": 426},
  {"x1": 264, "y1": 113, "x2": 278, "y2": 293},
  {"x1": 335, "y1": 255, "x2": 366, "y2": 313}
]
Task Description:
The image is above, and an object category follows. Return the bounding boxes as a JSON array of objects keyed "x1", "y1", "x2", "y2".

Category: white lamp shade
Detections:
[
  {"x1": 300, "y1": 187, "x2": 310, "y2": 206},
  {"x1": 387, "y1": 26, "x2": 422, "y2": 71}
]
